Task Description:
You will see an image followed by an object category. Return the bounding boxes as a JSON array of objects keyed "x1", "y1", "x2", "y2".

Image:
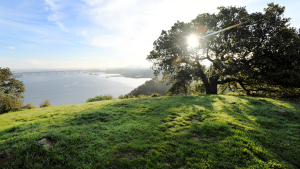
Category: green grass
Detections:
[{"x1": 0, "y1": 95, "x2": 300, "y2": 168}]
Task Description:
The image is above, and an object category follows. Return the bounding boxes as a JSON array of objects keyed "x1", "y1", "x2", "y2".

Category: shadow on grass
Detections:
[{"x1": 0, "y1": 95, "x2": 300, "y2": 168}]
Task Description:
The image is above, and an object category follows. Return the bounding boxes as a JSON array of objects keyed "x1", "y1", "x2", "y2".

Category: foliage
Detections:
[
  {"x1": 0, "y1": 67, "x2": 25, "y2": 113},
  {"x1": 86, "y1": 94, "x2": 113, "y2": 102},
  {"x1": 138, "y1": 94, "x2": 147, "y2": 98},
  {"x1": 118, "y1": 94, "x2": 124, "y2": 99},
  {"x1": 0, "y1": 95, "x2": 300, "y2": 168},
  {"x1": 39, "y1": 99, "x2": 51, "y2": 108},
  {"x1": 192, "y1": 82, "x2": 206, "y2": 94},
  {"x1": 118, "y1": 93, "x2": 135, "y2": 99},
  {"x1": 151, "y1": 93, "x2": 161, "y2": 97},
  {"x1": 0, "y1": 93, "x2": 23, "y2": 114},
  {"x1": 0, "y1": 67, "x2": 25, "y2": 98},
  {"x1": 22, "y1": 102, "x2": 37, "y2": 109},
  {"x1": 128, "y1": 78, "x2": 170, "y2": 97},
  {"x1": 146, "y1": 3, "x2": 300, "y2": 95}
]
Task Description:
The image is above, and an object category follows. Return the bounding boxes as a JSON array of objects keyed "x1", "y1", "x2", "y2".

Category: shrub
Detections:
[
  {"x1": 130, "y1": 93, "x2": 135, "y2": 98},
  {"x1": 39, "y1": 99, "x2": 51, "y2": 108},
  {"x1": 22, "y1": 102, "x2": 37, "y2": 109},
  {"x1": 86, "y1": 98, "x2": 96, "y2": 102},
  {"x1": 121, "y1": 93, "x2": 135, "y2": 99},
  {"x1": 138, "y1": 94, "x2": 146, "y2": 98},
  {"x1": 151, "y1": 93, "x2": 161, "y2": 97},
  {"x1": 86, "y1": 94, "x2": 113, "y2": 102},
  {"x1": 103, "y1": 94, "x2": 113, "y2": 100},
  {"x1": 0, "y1": 93, "x2": 23, "y2": 114},
  {"x1": 118, "y1": 94, "x2": 124, "y2": 99}
]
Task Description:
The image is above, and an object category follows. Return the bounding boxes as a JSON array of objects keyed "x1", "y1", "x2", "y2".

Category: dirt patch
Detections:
[
  {"x1": 276, "y1": 110, "x2": 286, "y2": 115},
  {"x1": 0, "y1": 152, "x2": 14, "y2": 163},
  {"x1": 191, "y1": 119, "x2": 200, "y2": 123},
  {"x1": 190, "y1": 136, "x2": 201, "y2": 141},
  {"x1": 37, "y1": 138, "x2": 53, "y2": 147}
]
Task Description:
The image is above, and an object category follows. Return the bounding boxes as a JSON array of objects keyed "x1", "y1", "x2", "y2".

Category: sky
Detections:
[{"x1": 1, "y1": 0, "x2": 299, "y2": 69}]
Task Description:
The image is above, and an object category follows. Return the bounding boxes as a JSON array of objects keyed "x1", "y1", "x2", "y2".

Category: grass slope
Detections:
[{"x1": 0, "y1": 95, "x2": 300, "y2": 169}]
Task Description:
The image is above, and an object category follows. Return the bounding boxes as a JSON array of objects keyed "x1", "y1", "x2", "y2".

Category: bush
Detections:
[
  {"x1": 86, "y1": 94, "x2": 113, "y2": 102},
  {"x1": 151, "y1": 93, "x2": 161, "y2": 97},
  {"x1": 22, "y1": 102, "x2": 37, "y2": 109},
  {"x1": 138, "y1": 94, "x2": 147, "y2": 98},
  {"x1": 39, "y1": 99, "x2": 51, "y2": 108},
  {"x1": 0, "y1": 93, "x2": 23, "y2": 114},
  {"x1": 130, "y1": 93, "x2": 135, "y2": 98},
  {"x1": 119, "y1": 93, "x2": 135, "y2": 99}
]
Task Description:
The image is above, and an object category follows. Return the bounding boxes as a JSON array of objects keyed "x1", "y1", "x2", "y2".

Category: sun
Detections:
[{"x1": 187, "y1": 35, "x2": 198, "y2": 48}]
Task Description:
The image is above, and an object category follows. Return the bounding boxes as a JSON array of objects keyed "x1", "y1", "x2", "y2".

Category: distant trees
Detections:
[
  {"x1": 118, "y1": 93, "x2": 135, "y2": 99},
  {"x1": 86, "y1": 94, "x2": 113, "y2": 102},
  {"x1": 0, "y1": 67, "x2": 25, "y2": 113},
  {"x1": 147, "y1": 3, "x2": 300, "y2": 96}
]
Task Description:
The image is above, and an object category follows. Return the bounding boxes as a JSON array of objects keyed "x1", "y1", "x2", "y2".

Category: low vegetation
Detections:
[
  {"x1": 22, "y1": 102, "x2": 37, "y2": 109},
  {"x1": 39, "y1": 99, "x2": 52, "y2": 108},
  {"x1": 118, "y1": 93, "x2": 135, "y2": 99},
  {"x1": 150, "y1": 93, "x2": 161, "y2": 97},
  {"x1": 86, "y1": 94, "x2": 113, "y2": 102},
  {"x1": 1, "y1": 95, "x2": 299, "y2": 168},
  {"x1": 0, "y1": 94, "x2": 23, "y2": 114}
]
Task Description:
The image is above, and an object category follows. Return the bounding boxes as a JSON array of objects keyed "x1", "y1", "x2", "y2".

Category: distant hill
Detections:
[
  {"x1": 124, "y1": 65, "x2": 151, "y2": 69},
  {"x1": 127, "y1": 78, "x2": 170, "y2": 97}
]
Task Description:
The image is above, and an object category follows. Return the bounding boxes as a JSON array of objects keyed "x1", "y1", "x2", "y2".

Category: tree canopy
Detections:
[
  {"x1": 147, "y1": 3, "x2": 300, "y2": 95},
  {"x1": 0, "y1": 67, "x2": 25, "y2": 113}
]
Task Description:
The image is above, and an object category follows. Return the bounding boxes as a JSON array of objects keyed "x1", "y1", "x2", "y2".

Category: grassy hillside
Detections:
[{"x1": 0, "y1": 95, "x2": 300, "y2": 168}]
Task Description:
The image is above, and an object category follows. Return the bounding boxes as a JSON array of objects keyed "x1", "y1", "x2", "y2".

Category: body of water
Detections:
[{"x1": 15, "y1": 72, "x2": 151, "y2": 106}]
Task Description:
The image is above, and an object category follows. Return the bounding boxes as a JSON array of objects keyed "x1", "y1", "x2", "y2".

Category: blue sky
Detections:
[{"x1": 1, "y1": 0, "x2": 299, "y2": 69}]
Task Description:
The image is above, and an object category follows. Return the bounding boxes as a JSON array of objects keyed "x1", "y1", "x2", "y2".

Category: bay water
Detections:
[{"x1": 15, "y1": 71, "x2": 150, "y2": 107}]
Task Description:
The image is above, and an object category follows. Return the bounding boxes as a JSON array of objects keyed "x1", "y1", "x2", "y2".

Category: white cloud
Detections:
[
  {"x1": 81, "y1": 0, "x2": 106, "y2": 6},
  {"x1": 44, "y1": 0, "x2": 68, "y2": 32},
  {"x1": 8, "y1": 46, "x2": 15, "y2": 49},
  {"x1": 48, "y1": 14, "x2": 68, "y2": 31},
  {"x1": 45, "y1": 0, "x2": 60, "y2": 11}
]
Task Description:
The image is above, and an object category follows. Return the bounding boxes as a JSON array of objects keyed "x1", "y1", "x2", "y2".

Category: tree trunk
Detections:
[
  {"x1": 196, "y1": 63, "x2": 218, "y2": 94},
  {"x1": 205, "y1": 78, "x2": 218, "y2": 94}
]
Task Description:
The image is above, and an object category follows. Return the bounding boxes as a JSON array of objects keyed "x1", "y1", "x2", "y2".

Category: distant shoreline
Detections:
[{"x1": 12, "y1": 68, "x2": 155, "y2": 79}]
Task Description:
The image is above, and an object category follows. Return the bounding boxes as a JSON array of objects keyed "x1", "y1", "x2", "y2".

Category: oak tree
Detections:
[{"x1": 147, "y1": 3, "x2": 300, "y2": 95}]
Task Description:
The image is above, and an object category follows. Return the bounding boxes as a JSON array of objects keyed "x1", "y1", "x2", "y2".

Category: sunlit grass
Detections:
[{"x1": 0, "y1": 95, "x2": 299, "y2": 168}]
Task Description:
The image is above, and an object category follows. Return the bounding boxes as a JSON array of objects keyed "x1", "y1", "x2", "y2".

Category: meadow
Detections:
[{"x1": 0, "y1": 94, "x2": 299, "y2": 168}]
